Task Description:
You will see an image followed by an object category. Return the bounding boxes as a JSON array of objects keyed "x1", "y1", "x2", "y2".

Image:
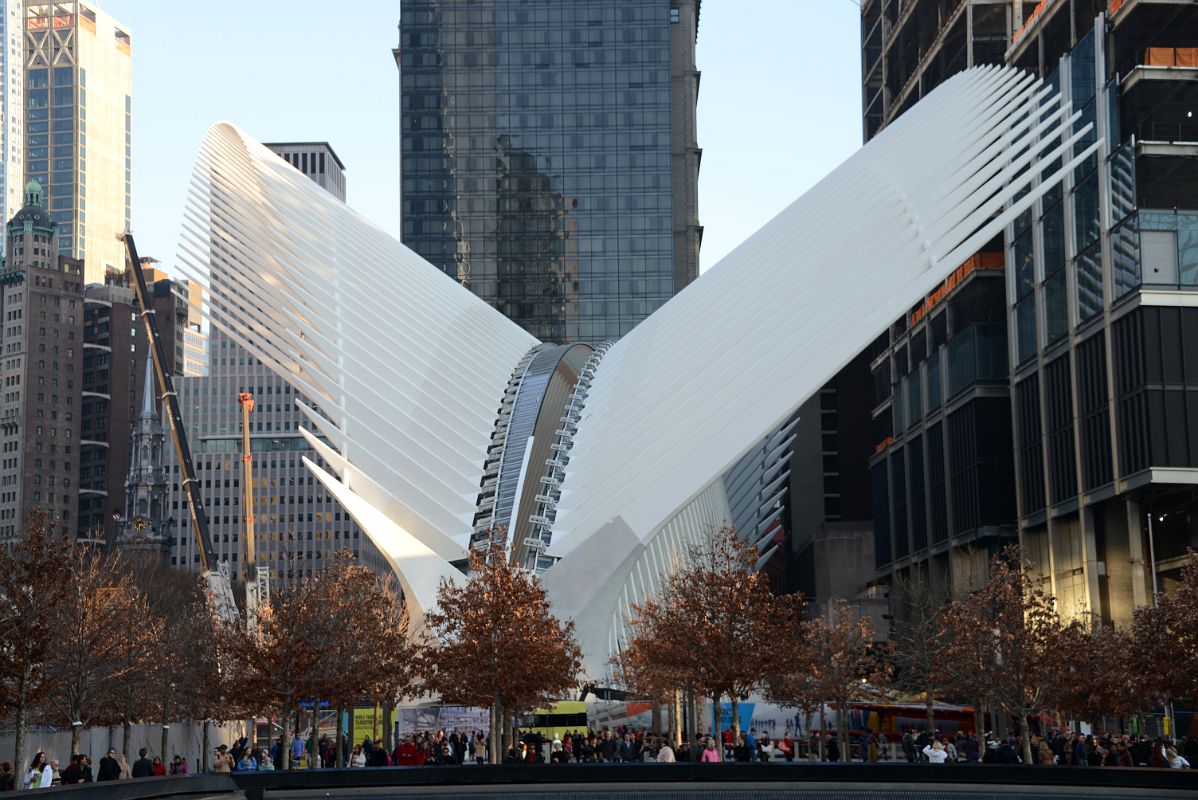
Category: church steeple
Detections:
[
  {"x1": 116, "y1": 351, "x2": 168, "y2": 557},
  {"x1": 139, "y1": 350, "x2": 158, "y2": 422}
]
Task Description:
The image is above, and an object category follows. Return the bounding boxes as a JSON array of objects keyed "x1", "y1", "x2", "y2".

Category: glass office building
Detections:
[
  {"x1": 25, "y1": 2, "x2": 132, "y2": 283},
  {"x1": 396, "y1": 0, "x2": 701, "y2": 344}
]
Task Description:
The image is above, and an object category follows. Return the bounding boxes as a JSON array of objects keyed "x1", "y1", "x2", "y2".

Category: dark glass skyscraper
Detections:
[{"x1": 396, "y1": 0, "x2": 701, "y2": 344}]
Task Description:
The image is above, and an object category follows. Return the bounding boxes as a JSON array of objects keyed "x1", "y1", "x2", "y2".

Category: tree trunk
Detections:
[
  {"x1": 489, "y1": 696, "x2": 501, "y2": 765},
  {"x1": 671, "y1": 690, "x2": 682, "y2": 749},
  {"x1": 1018, "y1": 710, "x2": 1033, "y2": 766},
  {"x1": 926, "y1": 693, "x2": 935, "y2": 734},
  {"x1": 712, "y1": 694, "x2": 724, "y2": 759},
  {"x1": 335, "y1": 708, "x2": 345, "y2": 768},
  {"x1": 383, "y1": 704, "x2": 394, "y2": 753},
  {"x1": 201, "y1": 720, "x2": 210, "y2": 773},
  {"x1": 71, "y1": 719, "x2": 81, "y2": 755},
  {"x1": 818, "y1": 706, "x2": 827, "y2": 761},
  {"x1": 651, "y1": 701, "x2": 662, "y2": 737},
  {"x1": 730, "y1": 694, "x2": 740, "y2": 745},
  {"x1": 160, "y1": 685, "x2": 172, "y2": 761},
  {"x1": 123, "y1": 718, "x2": 132, "y2": 759},
  {"x1": 281, "y1": 706, "x2": 292, "y2": 770},
  {"x1": 838, "y1": 703, "x2": 851, "y2": 762},
  {"x1": 13, "y1": 679, "x2": 27, "y2": 785},
  {"x1": 973, "y1": 704, "x2": 985, "y2": 756}
]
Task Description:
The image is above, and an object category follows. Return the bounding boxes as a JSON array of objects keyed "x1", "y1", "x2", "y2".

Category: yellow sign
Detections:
[
  {"x1": 1164, "y1": 715, "x2": 1173, "y2": 736},
  {"x1": 352, "y1": 706, "x2": 382, "y2": 743}
]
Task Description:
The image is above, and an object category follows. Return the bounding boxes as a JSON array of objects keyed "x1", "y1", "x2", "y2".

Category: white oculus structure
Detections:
[{"x1": 177, "y1": 66, "x2": 1100, "y2": 673}]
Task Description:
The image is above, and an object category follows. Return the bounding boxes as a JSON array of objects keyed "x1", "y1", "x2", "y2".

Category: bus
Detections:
[{"x1": 518, "y1": 701, "x2": 589, "y2": 741}]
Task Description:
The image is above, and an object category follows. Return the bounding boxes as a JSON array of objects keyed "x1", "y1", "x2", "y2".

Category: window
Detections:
[{"x1": 669, "y1": 7, "x2": 680, "y2": 22}]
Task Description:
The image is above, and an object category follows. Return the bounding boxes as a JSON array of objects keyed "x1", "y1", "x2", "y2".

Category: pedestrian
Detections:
[
  {"x1": 212, "y1": 745, "x2": 234, "y2": 774},
  {"x1": 23, "y1": 752, "x2": 52, "y2": 790},
  {"x1": 922, "y1": 740, "x2": 948, "y2": 764},
  {"x1": 657, "y1": 741, "x2": 676, "y2": 763},
  {"x1": 97, "y1": 748, "x2": 121, "y2": 782},
  {"x1": 902, "y1": 729, "x2": 917, "y2": 763},
  {"x1": 700, "y1": 738, "x2": 720, "y2": 763},
  {"x1": 131, "y1": 748, "x2": 153, "y2": 778},
  {"x1": 1167, "y1": 748, "x2": 1191, "y2": 769},
  {"x1": 0, "y1": 760, "x2": 14, "y2": 792},
  {"x1": 150, "y1": 756, "x2": 167, "y2": 777},
  {"x1": 779, "y1": 732, "x2": 794, "y2": 762},
  {"x1": 118, "y1": 754, "x2": 132, "y2": 780}
]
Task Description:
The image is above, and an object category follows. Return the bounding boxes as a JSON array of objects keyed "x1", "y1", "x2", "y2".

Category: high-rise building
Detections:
[
  {"x1": 24, "y1": 1, "x2": 132, "y2": 283},
  {"x1": 1003, "y1": 0, "x2": 1198, "y2": 622},
  {"x1": 395, "y1": 0, "x2": 702, "y2": 344},
  {"x1": 265, "y1": 142, "x2": 346, "y2": 202},
  {"x1": 0, "y1": 0, "x2": 24, "y2": 244},
  {"x1": 0, "y1": 180, "x2": 84, "y2": 543},
  {"x1": 841, "y1": 0, "x2": 1198, "y2": 624}
]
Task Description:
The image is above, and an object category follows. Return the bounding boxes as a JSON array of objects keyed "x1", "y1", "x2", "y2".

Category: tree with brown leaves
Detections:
[
  {"x1": 1132, "y1": 549, "x2": 1198, "y2": 710},
  {"x1": 0, "y1": 510, "x2": 71, "y2": 774},
  {"x1": 1050, "y1": 618, "x2": 1143, "y2": 725},
  {"x1": 223, "y1": 573, "x2": 331, "y2": 769},
  {"x1": 45, "y1": 546, "x2": 151, "y2": 755},
  {"x1": 314, "y1": 557, "x2": 417, "y2": 763},
  {"x1": 941, "y1": 546, "x2": 1065, "y2": 765},
  {"x1": 422, "y1": 530, "x2": 582, "y2": 764},
  {"x1": 620, "y1": 525, "x2": 804, "y2": 757},
  {"x1": 771, "y1": 600, "x2": 889, "y2": 762}
]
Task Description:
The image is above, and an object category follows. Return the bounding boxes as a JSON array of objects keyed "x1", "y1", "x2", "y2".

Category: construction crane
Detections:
[
  {"x1": 239, "y1": 391, "x2": 270, "y2": 631},
  {"x1": 121, "y1": 233, "x2": 238, "y2": 624}
]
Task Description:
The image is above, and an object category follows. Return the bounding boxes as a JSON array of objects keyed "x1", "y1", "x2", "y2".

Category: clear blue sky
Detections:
[{"x1": 101, "y1": 0, "x2": 862, "y2": 275}]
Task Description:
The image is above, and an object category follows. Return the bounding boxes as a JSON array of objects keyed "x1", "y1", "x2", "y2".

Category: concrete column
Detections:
[
  {"x1": 1124, "y1": 499, "x2": 1151, "y2": 610},
  {"x1": 1079, "y1": 505, "x2": 1103, "y2": 620}
]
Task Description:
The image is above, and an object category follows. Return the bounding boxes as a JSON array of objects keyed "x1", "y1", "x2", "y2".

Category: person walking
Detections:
[{"x1": 97, "y1": 748, "x2": 121, "y2": 782}]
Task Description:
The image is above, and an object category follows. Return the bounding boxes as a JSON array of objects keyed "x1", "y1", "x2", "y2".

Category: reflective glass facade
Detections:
[{"x1": 397, "y1": 0, "x2": 700, "y2": 344}]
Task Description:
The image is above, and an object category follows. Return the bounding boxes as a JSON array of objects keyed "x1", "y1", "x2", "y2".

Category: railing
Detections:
[
  {"x1": 226, "y1": 762, "x2": 1198, "y2": 800},
  {"x1": 1137, "y1": 121, "x2": 1198, "y2": 143}
]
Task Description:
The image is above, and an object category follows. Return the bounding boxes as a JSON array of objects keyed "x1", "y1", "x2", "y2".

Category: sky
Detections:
[{"x1": 101, "y1": 0, "x2": 863, "y2": 275}]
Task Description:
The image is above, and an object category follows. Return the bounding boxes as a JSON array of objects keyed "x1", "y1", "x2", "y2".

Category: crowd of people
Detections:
[
  {"x1": 0, "y1": 746, "x2": 191, "y2": 790},
  {"x1": 2, "y1": 725, "x2": 1190, "y2": 789},
  {"x1": 209, "y1": 725, "x2": 1195, "y2": 770}
]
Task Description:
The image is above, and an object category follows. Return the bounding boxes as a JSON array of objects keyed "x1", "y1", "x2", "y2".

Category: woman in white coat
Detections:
[{"x1": 23, "y1": 752, "x2": 53, "y2": 790}]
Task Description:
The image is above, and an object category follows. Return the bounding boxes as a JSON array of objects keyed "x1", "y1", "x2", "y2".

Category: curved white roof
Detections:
[{"x1": 177, "y1": 66, "x2": 1099, "y2": 656}]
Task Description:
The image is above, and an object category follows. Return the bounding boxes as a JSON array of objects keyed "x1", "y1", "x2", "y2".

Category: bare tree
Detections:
[{"x1": 890, "y1": 567, "x2": 952, "y2": 733}]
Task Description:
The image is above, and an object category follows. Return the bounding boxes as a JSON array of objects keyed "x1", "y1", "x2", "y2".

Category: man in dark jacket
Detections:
[
  {"x1": 97, "y1": 748, "x2": 121, "y2": 782},
  {"x1": 131, "y1": 747, "x2": 154, "y2": 778},
  {"x1": 902, "y1": 730, "x2": 917, "y2": 763}
]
